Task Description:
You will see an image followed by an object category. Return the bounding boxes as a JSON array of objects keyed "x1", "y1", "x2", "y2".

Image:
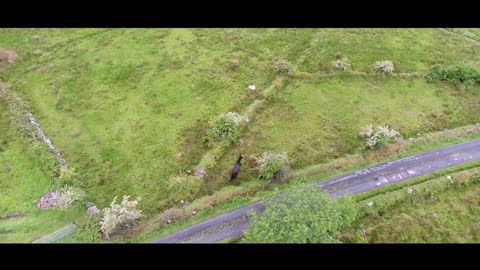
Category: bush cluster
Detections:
[
  {"x1": 242, "y1": 187, "x2": 357, "y2": 243},
  {"x1": 100, "y1": 195, "x2": 142, "y2": 239},
  {"x1": 206, "y1": 112, "x2": 248, "y2": 147},
  {"x1": 359, "y1": 124, "x2": 400, "y2": 149},
  {"x1": 428, "y1": 64, "x2": 480, "y2": 86},
  {"x1": 373, "y1": 60, "x2": 394, "y2": 75}
]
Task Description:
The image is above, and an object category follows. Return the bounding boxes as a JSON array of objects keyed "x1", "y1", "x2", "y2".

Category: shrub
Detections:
[
  {"x1": 100, "y1": 195, "x2": 142, "y2": 239},
  {"x1": 373, "y1": 60, "x2": 394, "y2": 75},
  {"x1": 273, "y1": 59, "x2": 294, "y2": 74},
  {"x1": 28, "y1": 141, "x2": 59, "y2": 179},
  {"x1": 428, "y1": 64, "x2": 480, "y2": 86},
  {"x1": 242, "y1": 187, "x2": 357, "y2": 243},
  {"x1": 76, "y1": 217, "x2": 102, "y2": 243},
  {"x1": 56, "y1": 186, "x2": 85, "y2": 209},
  {"x1": 206, "y1": 112, "x2": 247, "y2": 147},
  {"x1": 58, "y1": 167, "x2": 81, "y2": 186},
  {"x1": 332, "y1": 57, "x2": 352, "y2": 71},
  {"x1": 255, "y1": 152, "x2": 289, "y2": 181},
  {"x1": 359, "y1": 124, "x2": 400, "y2": 149}
]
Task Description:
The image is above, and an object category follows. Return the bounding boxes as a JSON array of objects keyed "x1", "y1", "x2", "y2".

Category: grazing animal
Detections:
[{"x1": 230, "y1": 154, "x2": 244, "y2": 181}]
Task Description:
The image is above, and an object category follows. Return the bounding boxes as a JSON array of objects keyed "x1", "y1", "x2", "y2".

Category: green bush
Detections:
[
  {"x1": 242, "y1": 187, "x2": 357, "y2": 243},
  {"x1": 206, "y1": 112, "x2": 243, "y2": 147},
  {"x1": 28, "y1": 141, "x2": 59, "y2": 179},
  {"x1": 428, "y1": 64, "x2": 480, "y2": 86},
  {"x1": 273, "y1": 59, "x2": 294, "y2": 74},
  {"x1": 76, "y1": 218, "x2": 102, "y2": 243}
]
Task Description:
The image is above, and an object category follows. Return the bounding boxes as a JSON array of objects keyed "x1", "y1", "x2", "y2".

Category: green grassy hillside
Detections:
[{"x1": 2, "y1": 28, "x2": 480, "y2": 242}]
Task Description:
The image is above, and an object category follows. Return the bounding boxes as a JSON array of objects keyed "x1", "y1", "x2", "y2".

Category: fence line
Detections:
[{"x1": 32, "y1": 223, "x2": 77, "y2": 243}]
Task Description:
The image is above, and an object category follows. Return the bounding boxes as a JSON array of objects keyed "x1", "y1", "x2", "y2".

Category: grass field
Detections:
[
  {"x1": 2, "y1": 28, "x2": 480, "y2": 242},
  {"x1": 342, "y1": 164, "x2": 480, "y2": 243},
  {"x1": 0, "y1": 101, "x2": 83, "y2": 242}
]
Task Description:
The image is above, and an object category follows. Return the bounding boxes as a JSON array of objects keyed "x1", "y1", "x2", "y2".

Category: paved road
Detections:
[{"x1": 154, "y1": 139, "x2": 480, "y2": 243}]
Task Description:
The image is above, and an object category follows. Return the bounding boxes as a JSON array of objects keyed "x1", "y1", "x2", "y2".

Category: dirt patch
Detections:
[
  {"x1": 0, "y1": 81, "x2": 9, "y2": 92},
  {"x1": 0, "y1": 48, "x2": 18, "y2": 64}
]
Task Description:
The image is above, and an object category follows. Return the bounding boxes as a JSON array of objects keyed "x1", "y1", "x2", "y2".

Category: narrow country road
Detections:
[{"x1": 154, "y1": 139, "x2": 480, "y2": 243}]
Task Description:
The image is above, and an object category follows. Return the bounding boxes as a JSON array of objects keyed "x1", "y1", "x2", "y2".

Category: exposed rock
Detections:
[
  {"x1": 0, "y1": 48, "x2": 17, "y2": 64},
  {"x1": 246, "y1": 155, "x2": 258, "y2": 168},
  {"x1": 193, "y1": 167, "x2": 206, "y2": 178},
  {"x1": 28, "y1": 113, "x2": 68, "y2": 168},
  {"x1": 86, "y1": 202, "x2": 100, "y2": 217}
]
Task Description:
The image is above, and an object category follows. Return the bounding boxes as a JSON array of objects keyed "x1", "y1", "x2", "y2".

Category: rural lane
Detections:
[{"x1": 154, "y1": 138, "x2": 480, "y2": 243}]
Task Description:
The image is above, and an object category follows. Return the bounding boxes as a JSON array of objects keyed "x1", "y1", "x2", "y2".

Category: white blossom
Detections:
[
  {"x1": 360, "y1": 124, "x2": 401, "y2": 149},
  {"x1": 56, "y1": 186, "x2": 85, "y2": 209},
  {"x1": 373, "y1": 60, "x2": 394, "y2": 74},
  {"x1": 367, "y1": 201, "x2": 373, "y2": 207},
  {"x1": 332, "y1": 57, "x2": 352, "y2": 71},
  {"x1": 100, "y1": 195, "x2": 142, "y2": 237}
]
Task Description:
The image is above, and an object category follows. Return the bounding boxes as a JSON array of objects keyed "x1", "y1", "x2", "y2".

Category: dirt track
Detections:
[{"x1": 154, "y1": 139, "x2": 480, "y2": 243}]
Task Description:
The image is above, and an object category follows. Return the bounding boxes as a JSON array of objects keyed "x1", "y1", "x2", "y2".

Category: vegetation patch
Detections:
[
  {"x1": 428, "y1": 64, "x2": 480, "y2": 86},
  {"x1": 344, "y1": 165, "x2": 480, "y2": 243},
  {"x1": 242, "y1": 187, "x2": 357, "y2": 243}
]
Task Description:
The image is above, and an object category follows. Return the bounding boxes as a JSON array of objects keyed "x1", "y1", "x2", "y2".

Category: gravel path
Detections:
[{"x1": 154, "y1": 139, "x2": 480, "y2": 243}]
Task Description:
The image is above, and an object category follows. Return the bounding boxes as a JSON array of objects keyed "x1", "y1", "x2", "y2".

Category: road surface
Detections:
[{"x1": 154, "y1": 139, "x2": 480, "y2": 243}]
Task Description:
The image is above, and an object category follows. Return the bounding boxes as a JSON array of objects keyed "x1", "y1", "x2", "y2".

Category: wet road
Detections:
[{"x1": 154, "y1": 139, "x2": 480, "y2": 243}]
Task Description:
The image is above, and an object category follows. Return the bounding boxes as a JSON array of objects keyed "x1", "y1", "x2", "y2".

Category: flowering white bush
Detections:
[
  {"x1": 256, "y1": 152, "x2": 289, "y2": 180},
  {"x1": 332, "y1": 58, "x2": 352, "y2": 71},
  {"x1": 373, "y1": 60, "x2": 394, "y2": 74},
  {"x1": 224, "y1": 112, "x2": 242, "y2": 126},
  {"x1": 359, "y1": 124, "x2": 401, "y2": 149},
  {"x1": 57, "y1": 186, "x2": 85, "y2": 209},
  {"x1": 359, "y1": 124, "x2": 375, "y2": 138},
  {"x1": 100, "y1": 195, "x2": 142, "y2": 238}
]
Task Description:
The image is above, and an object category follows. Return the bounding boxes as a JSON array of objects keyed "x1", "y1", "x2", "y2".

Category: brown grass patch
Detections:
[
  {"x1": 0, "y1": 48, "x2": 18, "y2": 64},
  {"x1": 158, "y1": 208, "x2": 185, "y2": 224}
]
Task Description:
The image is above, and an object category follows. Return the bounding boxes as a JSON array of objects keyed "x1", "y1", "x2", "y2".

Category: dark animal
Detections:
[{"x1": 230, "y1": 154, "x2": 244, "y2": 181}]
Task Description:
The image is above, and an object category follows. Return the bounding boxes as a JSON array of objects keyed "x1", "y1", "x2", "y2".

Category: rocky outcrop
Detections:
[{"x1": 28, "y1": 113, "x2": 68, "y2": 168}]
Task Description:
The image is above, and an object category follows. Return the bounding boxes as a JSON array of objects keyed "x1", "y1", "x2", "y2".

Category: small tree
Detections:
[
  {"x1": 242, "y1": 187, "x2": 357, "y2": 243},
  {"x1": 100, "y1": 195, "x2": 142, "y2": 239}
]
